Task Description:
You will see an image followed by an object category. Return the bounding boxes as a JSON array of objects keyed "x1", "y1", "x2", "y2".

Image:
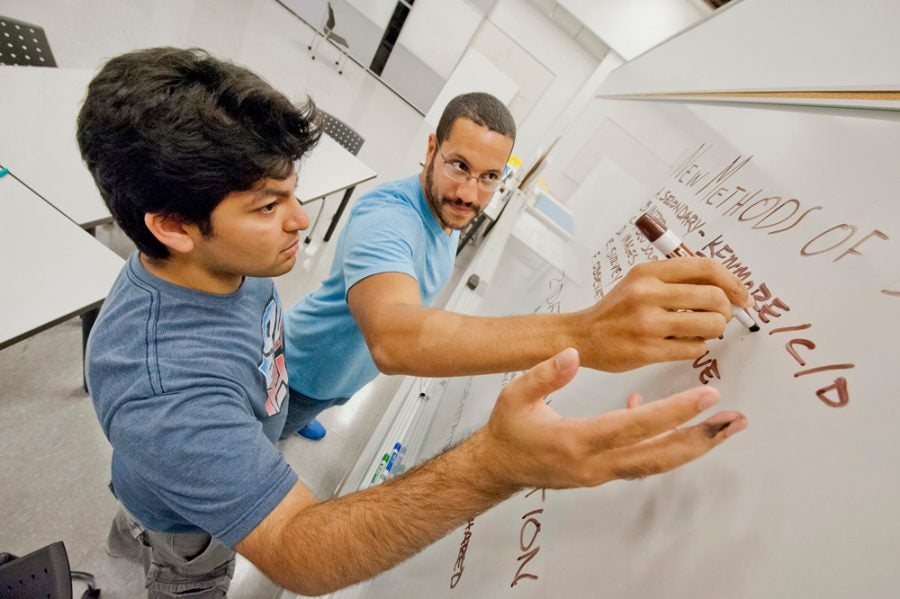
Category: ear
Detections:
[
  {"x1": 144, "y1": 212, "x2": 196, "y2": 255},
  {"x1": 425, "y1": 132, "x2": 437, "y2": 166}
]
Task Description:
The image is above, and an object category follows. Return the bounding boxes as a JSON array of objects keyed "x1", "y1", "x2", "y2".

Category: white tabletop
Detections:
[
  {"x1": 0, "y1": 66, "x2": 112, "y2": 228},
  {"x1": 0, "y1": 66, "x2": 376, "y2": 227},
  {"x1": 295, "y1": 134, "x2": 376, "y2": 202},
  {"x1": 0, "y1": 175, "x2": 124, "y2": 348}
]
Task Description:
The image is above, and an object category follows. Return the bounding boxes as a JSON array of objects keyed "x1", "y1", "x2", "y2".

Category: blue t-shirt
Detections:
[
  {"x1": 87, "y1": 253, "x2": 297, "y2": 547},
  {"x1": 285, "y1": 175, "x2": 458, "y2": 400}
]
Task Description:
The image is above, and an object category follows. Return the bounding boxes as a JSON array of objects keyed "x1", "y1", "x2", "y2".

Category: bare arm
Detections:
[
  {"x1": 236, "y1": 348, "x2": 747, "y2": 595},
  {"x1": 349, "y1": 256, "x2": 752, "y2": 376}
]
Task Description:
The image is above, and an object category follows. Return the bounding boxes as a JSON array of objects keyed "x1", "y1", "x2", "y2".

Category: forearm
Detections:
[
  {"x1": 264, "y1": 430, "x2": 514, "y2": 595},
  {"x1": 356, "y1": 256, "x2": 756, "y2": 376},
  {"x1": 370, "y1": 304, "x2": 585, "y2": 377},
  {"x1": 244, "y1": 346, "x2": 747, "y2": 595}
]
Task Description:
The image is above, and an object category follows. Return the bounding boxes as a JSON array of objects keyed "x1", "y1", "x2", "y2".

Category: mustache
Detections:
[{"x1": 442, "y1": 197, "x2": 478, "y2": 211}]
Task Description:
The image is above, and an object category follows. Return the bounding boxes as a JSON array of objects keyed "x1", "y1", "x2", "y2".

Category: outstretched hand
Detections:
[{"x1": 480, "y1": 347, "x2": 747, "y2": 491}]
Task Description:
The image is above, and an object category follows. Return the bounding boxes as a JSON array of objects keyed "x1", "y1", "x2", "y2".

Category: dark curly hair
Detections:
[{"x1": 77, "y1": 47, "x2": 321, "y2": 259}]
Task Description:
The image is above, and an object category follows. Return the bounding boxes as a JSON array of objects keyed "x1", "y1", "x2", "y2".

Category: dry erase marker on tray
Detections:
[
  {"x1": 634, "y1": 212, "x2": 759, "y2": 332},
  {"x1": 381, "y1": 442, "x2": 405, "y2": 480},
  {"x1": 371, "y1": 453, "x2": 391, "y2": 484}
]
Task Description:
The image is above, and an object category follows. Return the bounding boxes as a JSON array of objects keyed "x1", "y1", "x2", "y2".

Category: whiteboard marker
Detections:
[
  {"x1": 634, "y1": 212, "x2": 759, "y2": 332},
  {"x1": 381, "y1": 442, "x2": 406, "y2": 480},
  {"x1": 371, "y1": 452, "x2": 391, "y2": 484}
]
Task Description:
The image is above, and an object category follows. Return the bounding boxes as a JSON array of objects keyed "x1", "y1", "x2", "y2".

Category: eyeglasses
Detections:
[{"x1": 436, "y1": 144, "x2": 502, "y2": 193}]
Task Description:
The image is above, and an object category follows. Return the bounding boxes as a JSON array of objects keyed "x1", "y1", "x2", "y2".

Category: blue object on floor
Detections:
[
  {"x1": 0, "y1": 167, "x2": 9, "y2": 177},
  {"x1": 298, "y1": 418, "x2": 326, "y2": 440}
]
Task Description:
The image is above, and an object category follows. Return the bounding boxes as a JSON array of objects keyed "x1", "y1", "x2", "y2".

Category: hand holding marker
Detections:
[{"x1": 634, "y1": 212, "x2": 759, "y2": 332}]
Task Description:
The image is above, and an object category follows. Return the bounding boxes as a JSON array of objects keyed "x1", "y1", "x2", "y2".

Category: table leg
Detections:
[
  {"x1": 323, "y1": 186, "x2": 356, "y2": 242},
  {"x1": 81, "y1": 307, "x2": 100, "y2": 393}
]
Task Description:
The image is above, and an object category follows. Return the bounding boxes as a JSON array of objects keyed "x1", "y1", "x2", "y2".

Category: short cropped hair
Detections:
[
  {"x1": 77, "y1": 47, "x2": 321, "y2": 259},
  {"x1": 435, "y1": 92, "x2": 516, "y2": 145}
]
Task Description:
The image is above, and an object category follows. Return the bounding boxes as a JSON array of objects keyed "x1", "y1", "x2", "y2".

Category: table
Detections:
[
  {"x1": 0, "y1": 66, "x2": 112, "y2": 229},
  {"x1": 0, "y1": 66, "x2": 377, "y2": 239},
  {"x1": 295, "y1": 134, "x2": 376, "y2": 242},
  {"x1": 0, "y1": 175, "x2": 123, "y2": 350}
]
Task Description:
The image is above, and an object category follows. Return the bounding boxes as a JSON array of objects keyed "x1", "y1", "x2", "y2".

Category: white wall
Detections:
[
  {"x1": 486, "y1": 0, "x2": 600, "y2": 162},
  {"x1": 396, "y1": 0, "x2": 483, "y2": 80},
  {"x1": 556, "y1": 0, "x2": 709, "y2": 60},
  {"x1": 599, "y1": 0, "x2": 900, "y2": 95},
  {"x1": 279, "y1": 0, "x2": 328, "y2": 28},
  {"x1": 346, "y1": 0, "x2": 396, "y2": 29},
  {"x1": 467, "y1": 17, "x2": 555, "y2": 132},
  {"x1": 539, "y1": 49, "x2": 625, "y2": 200},
  {"x1": 477, "y1": 0, "x2": 710, "y2": 197},
  {"x1": 288, "y1": 0, "x2": 708, "y2": 178},
  {"x1": 423, "y1": 49, "x2": 518, "y2": 130}
]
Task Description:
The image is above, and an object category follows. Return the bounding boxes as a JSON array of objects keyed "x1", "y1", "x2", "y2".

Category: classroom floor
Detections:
[{"x1": 0, "y1": 1, "x2": 445, "y2": 597}]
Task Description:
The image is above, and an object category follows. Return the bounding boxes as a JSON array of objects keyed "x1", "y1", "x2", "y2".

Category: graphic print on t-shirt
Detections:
[{"x1": 259, "y1": 296, "x2": 288, "y2": 416}]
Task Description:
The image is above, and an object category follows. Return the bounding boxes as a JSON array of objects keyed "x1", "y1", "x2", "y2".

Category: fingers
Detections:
[
  {"x1": 661, "y1": 310, "x2": 728, "y2": 340},
  {"x1": 501, "y1": 348, "x2": 580, "y2": 407},
  {"x1": 486, "y1": 370, "x2": 746, "y2": 492},
  {"x1": 668, "y1": 338, "x2": 710, "y2": 361},
  {"x1": 573, "y1": 386, "x2": 722, "y2": 452},
  {"x1": 656, "y1": 283, "x2": 733, "y2": 321},
  {"x1": 634, "y1": 257, "x2": 751, "y2": 308},
  {"x1": 625, "y1": 392, "x2": 642, "y2": 409},
  {"x1": 601, "y1": 409, "x2": 748, "y2": 481},
  {"x1": 625, "y1": 337, "x2": 714, "y2": 368}
]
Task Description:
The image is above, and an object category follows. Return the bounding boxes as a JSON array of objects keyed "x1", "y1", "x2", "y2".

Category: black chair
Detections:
[
  {"x1": 0, "y1": 16, "x2": 57, "y2": 67},
  {"x1": 0, "y1": 541, "x2": 100, "y2": 598},
  {"x1": 303, "y1": 110, "x2": 365, "y2": 244},
  {"x1": 307, "y1": 2, "x2": 350, "y2": 74}
]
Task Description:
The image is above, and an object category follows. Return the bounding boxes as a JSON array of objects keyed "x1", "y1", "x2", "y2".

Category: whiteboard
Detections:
[
  {"x1": 338, "y1": 97, "x2": 900, "y2": 598},
  {"x1": 599, "y1": 0, "x2": 900, "y2": 94}
]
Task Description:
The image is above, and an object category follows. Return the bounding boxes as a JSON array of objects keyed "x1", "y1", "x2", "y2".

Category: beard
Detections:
[{"x1": 424, "y1": 157, "x2": 482, "y2": 231}]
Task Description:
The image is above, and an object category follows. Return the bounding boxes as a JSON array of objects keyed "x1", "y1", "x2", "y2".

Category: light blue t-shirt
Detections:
[
  {"x1": 87, "y1": 253, "x2": 297, "y2": 547},
  {"x1": 285, "y1": 175, "x2": 458, "y2": 400}
]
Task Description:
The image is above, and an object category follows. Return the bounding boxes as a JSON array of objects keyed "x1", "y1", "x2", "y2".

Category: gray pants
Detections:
[
  {"x1": 108, "y1": 505, "x2": 235, "y2": 598},
  {"x1": 278, "y1": 386, "x2": 350, "y2": 440}
]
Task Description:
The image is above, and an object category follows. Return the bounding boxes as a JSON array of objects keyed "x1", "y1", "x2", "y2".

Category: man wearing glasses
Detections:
[{"x1": 282, "y1": 92, "x2": 749, "y2": 440}]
